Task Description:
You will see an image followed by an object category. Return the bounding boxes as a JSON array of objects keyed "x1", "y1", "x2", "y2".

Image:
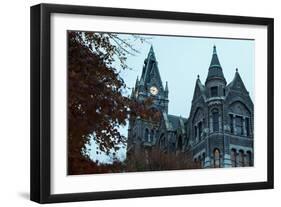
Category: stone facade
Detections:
[{"x1": 127, "y1": 45, "x2": 254, "y2": 168}]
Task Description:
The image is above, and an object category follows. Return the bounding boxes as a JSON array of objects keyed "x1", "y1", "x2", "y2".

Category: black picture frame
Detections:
[{"x1": 30, "y1": 3, "x2": 274, "y2": 204}]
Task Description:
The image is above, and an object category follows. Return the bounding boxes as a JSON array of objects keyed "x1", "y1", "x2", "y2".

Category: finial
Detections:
[
  {"x1": 236, "y1": 68, "x2": 238, "y2": 72},
  {"x1": 149, "y1": 45, "x2": 154, "y2": 52},
  {"x1": 165, "y1": 81, "x2": 169, "y2": 91},
  {"x1": 213, "y1": 45, "x2": 217, "y2": 54},
  {"x1": 197, "y1": 74, "x2": 200, "y2": 79}
]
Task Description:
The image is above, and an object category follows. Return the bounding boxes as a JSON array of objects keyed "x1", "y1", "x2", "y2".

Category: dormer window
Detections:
[{"x1": 210, "y1": 86, "x2": 218, "y2": 97}]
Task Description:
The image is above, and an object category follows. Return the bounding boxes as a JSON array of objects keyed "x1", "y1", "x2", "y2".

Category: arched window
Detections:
[
  {"x1": 245, "y1": 118, "x2": 250, "y2": 136},
  {"x1": 236, "y1": 116, "x2": 243, "y2": 135},
  {"x1": 177, "y1": 135, "x2": 183, "y2": 151},
  {"x1": 198, "y1": 122, "x2": 202, "y2": 140},
  {"x1": 238, "y1": 150, "x2": 244, "y2": 167},
  {"x1": 212, "y1": 109, "x2": 219, "y2": 132},
  {"x1": 231, "y1": 149, "x2": 237, "y2": 167},
  {"x1": 150, "y1": 130, "x2": 154, "y2": 142},
  {"x1": 245, "y1": 151, "x2": 252, "y2": 166},
  {"x1": 214, "y1": 148, "x2": 220, "y2": 168},
  {"x1": 194, "y1": 158, "x2": 197, "y2": 164},
  {"x1": 144, "y1": 128, "x2": 149, "y2": 142},
  {"x1": 194, "y1": 125, "x2": 197, "y2": 139}
]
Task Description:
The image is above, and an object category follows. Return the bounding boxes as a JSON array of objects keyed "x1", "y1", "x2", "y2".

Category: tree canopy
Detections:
[{"x1": 67, "y1": 31, "x2": 153, "y2": 174}]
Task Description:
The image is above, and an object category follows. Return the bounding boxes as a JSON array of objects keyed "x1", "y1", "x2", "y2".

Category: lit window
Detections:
[{"x1": 214, "y1": 149, "x2": 220, "y2": 168}]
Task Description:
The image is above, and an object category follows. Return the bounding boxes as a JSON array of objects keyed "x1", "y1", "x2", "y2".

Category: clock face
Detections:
[{"x1": 150, "y1": 86, "x2": 158, "y2": 95}]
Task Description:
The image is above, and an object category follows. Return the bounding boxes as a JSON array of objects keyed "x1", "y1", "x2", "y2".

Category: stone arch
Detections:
[
  {"x1": 229, "y1": 101, "x2": 251, "y2": 116},
  {"x1": 245, "y1": 151, "x2": 252, "y2": 166},
  {"x1": 227, "y1": 96, "x2": 253, "y2": 112},
  {"x1": 237, "y1": 149, "x2": 244, "y2": 167},
  {"x1": 231, "y1": 148, "x2": 237, "y2": 167},
  {"x1": 228, "y1": 101, "x2": 252, "y2": 136}
]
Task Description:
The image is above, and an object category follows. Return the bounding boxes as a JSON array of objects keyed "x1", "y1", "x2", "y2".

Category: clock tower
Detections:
[
  {"x1": 131, "y1": 46, "x2": 169, "y2": 112},
  {"x1": 127, "y1": 46, "x2": 169, "y2": 154}
]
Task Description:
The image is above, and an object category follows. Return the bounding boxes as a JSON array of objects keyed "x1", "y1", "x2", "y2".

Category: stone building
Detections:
[{"x1": 127, "y1": 45, "x2": 254, "y2": 168}]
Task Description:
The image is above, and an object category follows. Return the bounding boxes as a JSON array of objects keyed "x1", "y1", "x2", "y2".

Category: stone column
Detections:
[
  {"x1": 219, "y1": 116, "x2": 222, "y2": 132},
  {"x1": 243, "y1": 117, "x2": 247, "y2": 136},
  {"x1": 209, "y1": 117, "x2": 213, "y2": 133},
  {"x1": 197, "y1": 125, "x2": 199, "y2": 142},
  {"x1": 233, "y1": 115, "x2": 236, "y2": 135},
  {"x1": 223, "y1": 154, "x2": 232, "y2": 167}
]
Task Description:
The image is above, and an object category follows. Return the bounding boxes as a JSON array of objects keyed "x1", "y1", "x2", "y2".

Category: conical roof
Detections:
[{"x1": 205, "y1": 46, "x2": 226, "y2": 84}]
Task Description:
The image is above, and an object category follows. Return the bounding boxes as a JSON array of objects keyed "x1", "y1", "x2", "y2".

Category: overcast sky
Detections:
[{"x1": 87, "y1": 33, "x2": 255, "y2": 164}]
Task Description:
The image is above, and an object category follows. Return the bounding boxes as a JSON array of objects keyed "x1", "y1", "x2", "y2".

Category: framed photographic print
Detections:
[{"x1": 30, "y1": 3, "x2": 274, "y2": 203}]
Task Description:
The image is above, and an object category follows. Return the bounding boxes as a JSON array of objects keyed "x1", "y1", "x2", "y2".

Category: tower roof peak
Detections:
[
  {"x1": 149, "y1": 45, "x2": 154, "y2": 52},
  {"x1": 205, "y1": 46, "x2": 226, "y2": 85},
  {"x1": 148, "y1": 45, "x2": 155, "y2": 58},
  {"x1": 213, "y1": 45, "x2": 217, "y2": 54}
]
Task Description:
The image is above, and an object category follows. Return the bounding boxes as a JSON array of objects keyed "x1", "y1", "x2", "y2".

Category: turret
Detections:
[
  {"x1": 164, "y1": 81, "x2": 169, "y2": 98},
  {"x1": 205, "y1": 46, "x2": 227, "y2": 97}
]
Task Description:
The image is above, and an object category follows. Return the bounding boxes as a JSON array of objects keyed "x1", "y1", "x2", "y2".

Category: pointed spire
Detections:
[
  {"x1": 135, "y1": 76, "x2": 139, "y2": 88},
  {"x1": 165, "y1": 81, "x2": 169, "y2": 92},
  {"x1": 149, "y1": 45, "x2": 154, "y2": 53},
  {"x1": 209, "y1": 45, "x2": 221, "y2": 68},
  {"x1": 213, "y1": 45, "x2": 217, "y2": 54},
  {"x1": 205, "y1": 45, "x2": 226, "y2": 85},
  {"x1": 130, "y1": 87, "x2": 135, "y2": 98},
  {"x1": 147, "y1": 45, "x2": 156, "y2": 60},
  {"x1": 139, "y1": 77, "x2": 144, "y2": 86}
]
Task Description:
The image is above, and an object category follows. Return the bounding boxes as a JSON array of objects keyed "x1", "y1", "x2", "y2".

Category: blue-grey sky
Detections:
[{"x1": 87, "y1": 34, "x2": 255, "y2": 164}]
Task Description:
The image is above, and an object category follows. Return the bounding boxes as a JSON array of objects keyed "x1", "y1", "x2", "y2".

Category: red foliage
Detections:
[{"x1": 67, "y1": 31, "x2": 153, "y2": 175}]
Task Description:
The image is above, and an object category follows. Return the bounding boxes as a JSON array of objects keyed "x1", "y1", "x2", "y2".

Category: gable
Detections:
[
  {"x1": 227, "y1": 72, "x2": 248, "y2": 95},
  {"x1": 192, "y1": 80, "x2": 206, "y2": 102}
]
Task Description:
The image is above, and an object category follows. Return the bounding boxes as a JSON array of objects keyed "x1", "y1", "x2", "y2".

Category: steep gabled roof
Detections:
[
  {"x1": 192, "y1": 77, "x2": 206, "y2": 101},
  {"x1": 226, "y1": 69, "x2": 249, "y2": 95},
  {"x1": 139, "y1": 45, "x2": 164, "y2": 89},
  {"x1": 162, "y1": 113, "x2": 187, "y2": 132}
]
